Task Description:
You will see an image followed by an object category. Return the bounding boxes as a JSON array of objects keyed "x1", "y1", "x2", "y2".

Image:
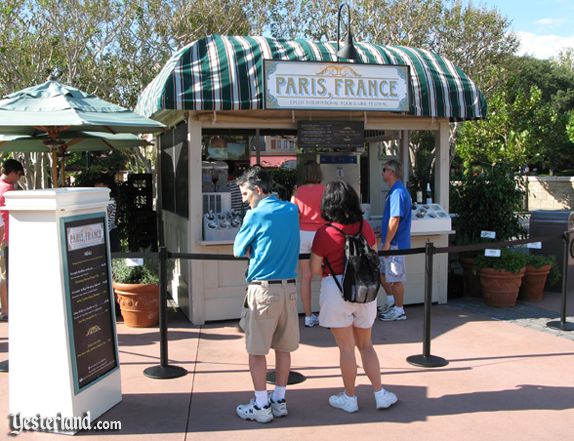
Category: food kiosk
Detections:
[{"x1": 136, "y1": 35, "x2": 486, "y2": 324}]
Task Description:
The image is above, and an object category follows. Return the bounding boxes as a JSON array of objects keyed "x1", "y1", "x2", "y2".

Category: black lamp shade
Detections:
[{"x1": 336, "y1": 30, "x2": 361, "y2": 61}]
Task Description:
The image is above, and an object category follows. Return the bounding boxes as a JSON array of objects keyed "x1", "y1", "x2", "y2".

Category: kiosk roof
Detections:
[{"x1": 136, "y1": 35, "x2": 486, "y2": 122}]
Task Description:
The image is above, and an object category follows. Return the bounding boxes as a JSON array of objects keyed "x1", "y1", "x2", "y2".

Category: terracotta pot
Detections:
[
  {"x1": 113, "y1": 282, "x2": 159, "y2": 327},
  {"x1": 459, "y1": 256, "x2": 482, "y2": 297},
  {"x1": 518, "y1": 264, "x2": 551, "y2": 302},
  {"x1": 478, "y1": 267, "x2": 525, "y2": 307}
]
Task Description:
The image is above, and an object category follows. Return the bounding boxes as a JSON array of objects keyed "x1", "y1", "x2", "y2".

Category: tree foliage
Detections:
[
  {"x1": 457, "y1": 55, "x2": 574, "y2": 174},
  {"x1": 0, "y1": 0, "x2": 251, "y2": 187},
  {"x1": 0, "y1": 0, "x2": 528, "y2": 188}
]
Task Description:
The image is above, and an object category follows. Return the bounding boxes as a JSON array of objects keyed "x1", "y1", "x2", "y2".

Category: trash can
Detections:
[{"x1": 529, "y1": 210, "x2": 574, "y2": 291}]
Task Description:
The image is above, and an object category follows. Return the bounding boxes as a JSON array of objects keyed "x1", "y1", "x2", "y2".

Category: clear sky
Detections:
[{"x1": 466, "y1": 0, "x2": 574, "y2": 59}]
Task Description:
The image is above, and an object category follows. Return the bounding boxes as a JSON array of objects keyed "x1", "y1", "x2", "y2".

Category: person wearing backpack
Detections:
[
  {"x1": 310, "y1": 180, "x2": 398, "y2": 413},
  {"x1": 378, "y1": 159, "x2": 412, "y2": 321}
]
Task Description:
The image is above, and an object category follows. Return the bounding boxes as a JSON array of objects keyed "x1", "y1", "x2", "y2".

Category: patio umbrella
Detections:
[
  {"x1": 0, "y1": 131, "x2": 151, "y2": 153},
  {"x1": 0, "y1": 79, "x2": 165, "y2": 135},
  {"x1": 0, "y1": 131, "x2": 152, "y2": 185},
  {"x1": 0, "y1": 78, "x2": 164, "y2": 186}
]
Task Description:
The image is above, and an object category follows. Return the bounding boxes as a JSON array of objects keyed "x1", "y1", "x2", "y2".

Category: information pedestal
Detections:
[{"x1": 5, "y1": 188, "x2": 121, "y2": 434}]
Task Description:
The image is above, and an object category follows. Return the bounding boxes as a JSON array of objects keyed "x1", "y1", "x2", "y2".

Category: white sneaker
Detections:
[
  {"x1": 329, "y1": 392, "x2": 359, "y2": 413},
  {"x1": 377, "y1": 302, "x2": 394, "y2": 316},
  {"x1": 267, "y1": 391, "x2": 288, "y2": 417},
  {"x1": 304, "y1": 313, "x2": 320, "y2": 328},
  {"x1": 375, "y1": 387, "x2": 398, "y2": 409},
  {"x1": 236, "y1": 399, "x2": 274, "y2": 423},
  {"x1": 379, "y1": 307, "x2": 406, "y2": 321}
]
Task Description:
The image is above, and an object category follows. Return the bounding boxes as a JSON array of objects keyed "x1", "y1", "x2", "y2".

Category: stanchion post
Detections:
[
  {"x1": 406, "y1": 242, "x2": 448, "y2": 367},
  {"x1": 547, "y1": 231, "x2": 574, "y2": 331},
  {"x1": 143, "y1": 246, "x2": 188, "y2": 379}
]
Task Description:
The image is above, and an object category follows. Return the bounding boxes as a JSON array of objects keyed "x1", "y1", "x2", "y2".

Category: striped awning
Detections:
[{"x1": 136, "y1": 35, "x2": 486, "y2": 121}]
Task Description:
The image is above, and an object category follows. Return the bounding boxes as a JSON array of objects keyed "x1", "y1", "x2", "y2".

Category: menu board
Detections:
[
  {"x1": 62, "y1": 215, "x2": 118, "y2": 392},
  {"x1": 298, "y1": 121, "x2": 364, "y2": 150}
]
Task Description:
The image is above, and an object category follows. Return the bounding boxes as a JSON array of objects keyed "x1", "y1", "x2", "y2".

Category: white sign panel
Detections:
[
  {"x1": 264, "y1": 60, "x2": 410, "y2": 112},
  {"x1": 485, "y1": 249, "x2": 501, "y2": 257},
  {"x1": 481, "y1": 230, "x2": 496, "y2": 239},
  {"x1": 67, "y1": 222, "x2": 105, "y2": 251}
]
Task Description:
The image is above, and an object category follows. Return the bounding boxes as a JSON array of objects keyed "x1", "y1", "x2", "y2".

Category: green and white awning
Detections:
[{"x1": 136, "y1": 35, "x2": 486, "y2": 121}]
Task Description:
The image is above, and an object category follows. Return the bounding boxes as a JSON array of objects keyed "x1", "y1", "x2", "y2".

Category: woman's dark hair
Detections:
[
  {"x1": 297, "y1": 160, "x2": 322, "y2": 185},
  {"x1": 236, "y1": 166, "x2": 273, "y2": 194},
  {"x1": 321, "y1": 180, "x2": 363, "y2": 224}
]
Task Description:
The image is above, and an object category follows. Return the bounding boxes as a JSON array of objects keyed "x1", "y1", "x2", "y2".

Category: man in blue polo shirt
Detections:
[
  {"x1": 233, "y1": 166, "x2": 300, "y2": 423},
  {"x1": 379, "y1": 159, "x2": 412, "y2": 321}
]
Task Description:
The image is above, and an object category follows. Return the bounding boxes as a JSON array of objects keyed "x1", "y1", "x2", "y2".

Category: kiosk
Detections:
[
  {"x1": 6, "y1": 188, "x2": 121, "y2": 434},
  {"x1": 136, "y1": 35, "x2": 486, "y2": 324}
]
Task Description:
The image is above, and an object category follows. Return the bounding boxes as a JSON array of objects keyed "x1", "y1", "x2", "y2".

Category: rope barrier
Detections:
[{"x1": 112, "y1": 230, "x2": 573, "y2": 378}]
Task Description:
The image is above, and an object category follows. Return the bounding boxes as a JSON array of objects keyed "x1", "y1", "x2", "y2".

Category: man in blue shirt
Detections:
[
  {"x1": 379, "y1": 159, "x2": 412, "y2": 321},
  {"x1": 233, "y1": 167, "x2": 300, "y2": 423}
]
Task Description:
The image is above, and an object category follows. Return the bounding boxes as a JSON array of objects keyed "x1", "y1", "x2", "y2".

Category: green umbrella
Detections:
[
  {"x1": 0, "y1": 79, "x2": 165, "y2": 135},
  {"x1": 0, "y1": 131, "x2": 152, "y2": 186},
  {"x1": 0, "y1": 78, "x2": 164, "y2": 186},
  {"x1": 0, "y1": 131, "x2": 151, "y2": 153}
]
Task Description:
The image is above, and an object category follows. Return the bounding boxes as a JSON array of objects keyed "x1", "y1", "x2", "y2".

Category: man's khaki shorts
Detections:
[{"x1": 240, "y1": 281, "x2": 300, "y2": 356}]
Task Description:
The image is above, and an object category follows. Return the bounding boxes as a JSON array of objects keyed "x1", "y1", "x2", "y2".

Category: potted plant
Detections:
[
  {"x1": 451, "y1": 165, "x2": 526, "y2": 298},
  {"x1": 474, "y1": 249, "x2": 527, "y2": 307},
  {"x1": 518, "y1": 254, "x2": 558, "y2": 302},
  {"x1": 112, "y1": 259, "x2": 159, "y2": 327}
]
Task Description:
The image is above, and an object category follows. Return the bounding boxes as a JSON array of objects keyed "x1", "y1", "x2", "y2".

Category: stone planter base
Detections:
[
  {"x1": 519, "y1": 264, "x2": 551, "y2": 302},
  {"x1": 113, "y1": 282, "x2": 159, "y2": 327},
  {"x1": 478, "y1": 267, "x2": 525, "y2": 307}
]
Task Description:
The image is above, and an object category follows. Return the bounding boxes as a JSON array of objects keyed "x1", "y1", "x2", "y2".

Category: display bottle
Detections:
[
  {"x1": 425, "y1": 182, "x2": 433, "y2": 204},
  {"x1": 416, "y1": 181, "x2": 423, "y2": 204}
]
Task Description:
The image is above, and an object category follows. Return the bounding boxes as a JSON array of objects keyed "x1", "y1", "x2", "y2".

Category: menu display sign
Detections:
[
  {"x1": 298, "y1": 121, "x2": 364, "y2": 150},
  {"x1": 62, "y1": 215, "x2": 118, "y2": 393}
]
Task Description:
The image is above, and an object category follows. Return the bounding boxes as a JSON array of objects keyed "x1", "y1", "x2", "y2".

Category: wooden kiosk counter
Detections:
[{"x1": 136, "y1": 35, "x2": 486, "y2": 324}]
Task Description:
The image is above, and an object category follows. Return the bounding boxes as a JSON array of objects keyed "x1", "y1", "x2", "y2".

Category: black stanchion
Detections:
[
  {"x1": 144, "y1": 246, "x2": 188, "y2": 379},
  {"x1": 407, "y1": 242, "x2": 448, "y2": 368},
  {"x1": 547, "y1": 231, "x2": 574, "y2": 332}
]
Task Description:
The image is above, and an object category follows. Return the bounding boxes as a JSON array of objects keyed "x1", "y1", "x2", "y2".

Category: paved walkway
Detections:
[{"x1": 1, "y1": 291, "x2": 574, "y2": 440}]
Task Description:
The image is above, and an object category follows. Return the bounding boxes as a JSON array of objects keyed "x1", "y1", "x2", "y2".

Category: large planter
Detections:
[
  {"x1": 478, "y1": 267, "x2": 525, "y2": 307},
  {"x1": 113, "y1": 282, "x2": 159, "y2": 327},
  {"x1": 518, "y1": 264, "x2": 552, "y2": 302},
  {"x1": 460, "y1": 256, "x2": 482, "y2": 297}
]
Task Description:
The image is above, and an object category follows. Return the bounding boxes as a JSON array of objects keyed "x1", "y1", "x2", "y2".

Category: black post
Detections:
[
  {"x1": 143, "y1": 246, "x2": 187, "y2": 379},
  {"x1": 407, "y1": 242, "x2": 448, "y2": 367},
  {"x1": 547, "y1": 231, "x2": 574, "y2": 331}
]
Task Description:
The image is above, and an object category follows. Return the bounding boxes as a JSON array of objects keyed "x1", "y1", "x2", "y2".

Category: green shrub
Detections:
[
  {"x1": 112, "y1": 258, "x2": 159, "y2": 284},
  {"x1": 526, "y1": 253, "x2": 555, "y2": 268},
  {"x1": 527, "y1": 253, "x2": 560, "y2": 285},
  {"x1": 451, "y1": 165, "x2": 526, "y2": 244},
  {"x1": 474, "y1": 248, "x2": 527, "y2": 273}
]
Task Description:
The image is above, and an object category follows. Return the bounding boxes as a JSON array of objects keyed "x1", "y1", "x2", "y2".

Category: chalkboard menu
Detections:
[
  {"x1": 298, "y1": 121, "x2": 364, "y2": 150},
  {"x1": 62, "y1": 215, "x2": 118, "y2": 393}
]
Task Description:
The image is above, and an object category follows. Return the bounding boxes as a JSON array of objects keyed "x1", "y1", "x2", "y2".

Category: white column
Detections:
[
  {"x1": 435, "y1": 121, "x2": 450, "y2": 210},
  {"x1": 6, "y1": 188, "x2": 122, "y2": 434},
  {"x1": 188, "y1": 118, "x2": 206, "y2": 324},
  {"x1": 400, "y1": 130, "x2": 410, "y2": 182}
]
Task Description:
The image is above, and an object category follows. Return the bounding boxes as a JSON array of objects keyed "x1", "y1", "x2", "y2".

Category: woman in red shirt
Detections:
[
  {"x1": 310, "y1": 180, "x2": 398, "y2": 413},
  {"x1": 290, "y1": 160, "x2": 325, "y2": 328}
]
